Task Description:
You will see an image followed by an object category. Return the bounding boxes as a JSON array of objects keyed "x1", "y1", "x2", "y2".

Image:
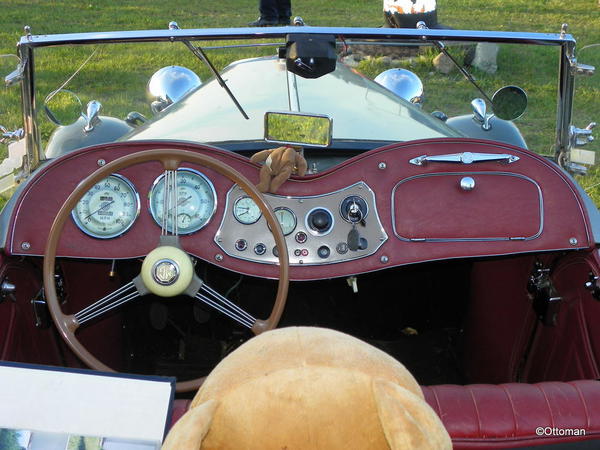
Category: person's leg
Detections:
[
  {"x1": 277, "y1": 0, "x2": 291, "y2": 24},
  {"x1": 248, "y1": 0, "x2": 278, "y2": 26}
]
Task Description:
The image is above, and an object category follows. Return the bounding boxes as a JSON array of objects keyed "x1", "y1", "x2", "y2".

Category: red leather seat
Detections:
[
  {"x1": 422, "y1": 380, "x2": 600, "y2": 448},
  {"x1": 171, "y1": 380, "x2": 600, "y2": 448}
]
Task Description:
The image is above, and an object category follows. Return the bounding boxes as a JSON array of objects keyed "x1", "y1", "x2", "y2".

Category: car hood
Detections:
[{"x1": 125, "y1": 56, "x2": 460, "y2": 145}]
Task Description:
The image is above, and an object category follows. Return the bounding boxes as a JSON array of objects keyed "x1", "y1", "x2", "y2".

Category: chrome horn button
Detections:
[{"x1": 152, "y1": 259, "x2": 180, "y2": 286}]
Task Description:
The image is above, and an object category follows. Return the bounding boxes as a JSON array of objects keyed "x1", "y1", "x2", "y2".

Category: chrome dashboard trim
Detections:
[{"x1": 214, "y1": 181, "x2": 388, "y2": 266}]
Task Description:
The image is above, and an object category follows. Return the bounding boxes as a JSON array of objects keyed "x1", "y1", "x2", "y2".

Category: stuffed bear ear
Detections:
[
  {"x1": 372, "y1": 379, "x2": 452, "y2": 450},
  {"x1": 162, "y1": 399, "x2": 217, "y2": 450}
]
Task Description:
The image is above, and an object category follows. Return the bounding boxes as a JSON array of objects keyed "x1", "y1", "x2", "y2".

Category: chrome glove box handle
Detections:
[{"x1": 409, "y1": 152, "x2": 519, "y2": 166}]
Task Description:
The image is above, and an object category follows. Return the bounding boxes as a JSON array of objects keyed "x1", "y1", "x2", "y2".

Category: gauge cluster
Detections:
[
  {"x1": 69, "y1": 168, "x2": 387, "y2": 267},
  {"x1": 71, "y1": 168, "x2": 217, "y2": 239},
  {"x1": 215, "y1": 182, "x2": 388, "y2": 266}
]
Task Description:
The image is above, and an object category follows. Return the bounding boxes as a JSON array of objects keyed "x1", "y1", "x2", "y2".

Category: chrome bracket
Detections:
[
  {"x1": 0, "y1": 126, "x2": 24, "y2": 144},
  {"x1": 528, "y1": 261, "x2": 562, "y2": 326},
  {"x1": 585, "y1": 273, "x2": 600, "y2": 301},
  {"x1": 0, "y1": 280, "x2": 16, "y2": 303},
  {"x1": 569, "y1": 122, "x2": 596, "y2": 147},
  {"x1": 4, "y1": 59, "x2": 25, "y2": 87},
  {"x1": 568, "y1": 55, "x2": 595, "y2": 77},
  {"x1": 31, "y1": 288, "x2": 51, "y2": 329}
]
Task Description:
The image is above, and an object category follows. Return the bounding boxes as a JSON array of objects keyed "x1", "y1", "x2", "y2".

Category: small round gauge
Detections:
[
  {"x1": 71, "y1": 174, "x2": 140, "y2": 239},
  {"x1": 233, "y1": 196, "x2": 261, "y2": 225},
  {"x1": 149, "y1": 168, "x2": 216, "y2": 234},
  {"x1": 274, "y1": 207, "x2": 297, "y2": 236}
]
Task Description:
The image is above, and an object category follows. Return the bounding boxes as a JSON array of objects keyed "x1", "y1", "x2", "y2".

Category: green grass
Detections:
[{"x1": 0, "y1": 1, "x2": 599, "y2": 200}]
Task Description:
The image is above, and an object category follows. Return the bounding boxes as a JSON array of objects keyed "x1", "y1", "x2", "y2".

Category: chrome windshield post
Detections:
[
  {"x1": 555, "y1": 29, "x2": 576, "y2": 164},
  {"x1": 17, "y1": 40, "x2": 42, "y2": 175}
]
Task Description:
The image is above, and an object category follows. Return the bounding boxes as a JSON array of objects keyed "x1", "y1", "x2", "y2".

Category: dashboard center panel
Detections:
[{"x1": 215, "y1": 182, "x2": 388, "y2": 265}]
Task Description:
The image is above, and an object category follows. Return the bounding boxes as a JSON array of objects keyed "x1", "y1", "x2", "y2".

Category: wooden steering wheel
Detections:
[{"x1": 43, "y1": 148, "x2": 289, "y2": 392}]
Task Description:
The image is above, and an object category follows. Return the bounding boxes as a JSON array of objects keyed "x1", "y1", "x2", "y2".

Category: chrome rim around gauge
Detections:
[
  {"x1": 71, "y1": 174, "x2": 140, "y2": 239},
  {"x1": 149, "y1": 168, "x2": 216, "y2": 234},
  {"x1": 233, "y1": 195, "x2": 261, "y2": 225},
  {"x1": 273, "y1": 207, "x2": 297, "y2": 236}
]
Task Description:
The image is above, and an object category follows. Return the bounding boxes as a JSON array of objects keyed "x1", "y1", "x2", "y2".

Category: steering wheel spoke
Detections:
[
  {"x1": 194, "y1": 282, "x2": 257, "y2": 329},
  {"x1": 74, "y1": 280, "x2": 141, "y2": 326}
]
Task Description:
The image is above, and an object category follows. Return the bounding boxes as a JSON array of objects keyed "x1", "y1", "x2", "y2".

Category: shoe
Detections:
[
  {"x1": 248, "y1": 17, "x2": 278, "y2": 27},
  {"x1": 278, "y1": 17, "x2": 291, "y2": 25}
]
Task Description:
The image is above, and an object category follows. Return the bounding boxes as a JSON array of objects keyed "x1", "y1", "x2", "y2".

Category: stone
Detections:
[
  {"x1": 472, "y1": 42, "x2": 499, "y2": 74},
  {"x1": 433, "y1": 52, "x2": 455, "y2": 74}
]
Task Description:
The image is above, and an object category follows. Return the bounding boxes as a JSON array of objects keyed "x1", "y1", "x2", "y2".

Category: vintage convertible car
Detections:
[{"x1": 1, "y1": 22, "x2": 599, "y2": 448}]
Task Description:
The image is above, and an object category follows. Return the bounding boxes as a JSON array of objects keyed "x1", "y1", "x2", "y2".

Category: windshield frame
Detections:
[{"x1": 15, "y1": 26, "x2": 578, "y2": 175}]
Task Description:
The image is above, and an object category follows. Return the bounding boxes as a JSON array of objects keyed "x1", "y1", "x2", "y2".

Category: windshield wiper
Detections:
[
  {"x1": 169, "y1": 22, "x2": 249, "y2": 120},
  {"x1": 417, "y1": 21, "x2": 493, "y2": 104}
]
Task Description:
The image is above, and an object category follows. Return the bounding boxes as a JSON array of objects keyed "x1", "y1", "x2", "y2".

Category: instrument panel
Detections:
[
  {"x1": 215, "y1": 182, "x2": 388, "y2": 265},
  {"x1": 6, "y1": 139, "x2": 593, "y2": 281}
]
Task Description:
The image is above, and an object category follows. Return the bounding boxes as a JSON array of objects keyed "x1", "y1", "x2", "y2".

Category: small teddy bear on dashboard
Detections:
[{"x1": 250, "y1": 145, "x2": 308, "y2": 194}]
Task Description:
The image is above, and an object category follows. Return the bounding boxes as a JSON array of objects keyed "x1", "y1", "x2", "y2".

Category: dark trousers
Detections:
[{"x1": 259, "y1": 0, "x2": 291, "y2": 20}]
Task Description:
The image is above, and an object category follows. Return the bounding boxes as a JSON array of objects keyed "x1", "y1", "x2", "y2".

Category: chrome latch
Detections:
[{"x1": 528, "y1": 262, "x2": 562, "y2": 326}]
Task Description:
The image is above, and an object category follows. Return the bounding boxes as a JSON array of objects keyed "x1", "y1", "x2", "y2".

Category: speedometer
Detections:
[
  {"x1": 149, "y1": 168, "x2": 216, "y2": 234},
  {"x1": 71, "y1": 174, "x2": 140, "y2": 239}
]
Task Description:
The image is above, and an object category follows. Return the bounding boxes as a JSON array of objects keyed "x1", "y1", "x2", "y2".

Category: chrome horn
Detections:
[
  {"x1": 147, "y1": 66, "x2": 202, "y2": 114},
  {"x1": 374, "y1": 68, "x2": 424, "y2": 107}
]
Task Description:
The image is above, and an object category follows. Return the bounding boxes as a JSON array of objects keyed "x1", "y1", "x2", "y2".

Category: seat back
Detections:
[{"x1": 422, "y1": 381, "x2": 600, "y2": 448}]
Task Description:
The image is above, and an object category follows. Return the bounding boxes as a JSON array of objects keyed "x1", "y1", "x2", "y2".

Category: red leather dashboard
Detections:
[{"x1": 6, "y1": 138, "x2": 593, "y2": 281}]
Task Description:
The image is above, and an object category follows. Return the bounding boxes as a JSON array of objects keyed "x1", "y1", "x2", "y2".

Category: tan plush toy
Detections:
[
  {"x1": 250, "y1": 146, "x2": 308, "y2": 193},
  {"x1": 162, "y1": 327, "x2": 451, "y2": 450}
]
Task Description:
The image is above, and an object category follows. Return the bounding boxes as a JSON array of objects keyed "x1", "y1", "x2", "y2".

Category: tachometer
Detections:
[
  {"x1": 71, "y1": 174, "x2": 140, "y2": 239},
  {"x1": 149, "y1": 168, "x2": 216, "y2": 234}
]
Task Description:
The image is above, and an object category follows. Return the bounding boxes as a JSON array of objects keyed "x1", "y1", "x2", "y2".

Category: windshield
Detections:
[
  {"x1": 8, "y1": 30, "x2": 587, "y2": 162},
  {"x1": 128, "y1": 56, "x2": 458, "y2": 144}
]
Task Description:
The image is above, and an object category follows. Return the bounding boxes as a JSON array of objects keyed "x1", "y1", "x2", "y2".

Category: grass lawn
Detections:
[{"x1": 0, "y1": 1, "x2": 599, "y2": 200}]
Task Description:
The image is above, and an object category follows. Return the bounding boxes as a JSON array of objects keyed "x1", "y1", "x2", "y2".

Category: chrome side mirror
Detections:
[
  {"x1": 491, "y1": 86, "x2": 527, "y2": 121},
  {"x1": 147, "y1": 66, "x2": 202, "y2": 114},
  {"x1": 472, "y1": 86, "x2": 527, "y2": 131},
  {"x1": 374, "y1": 68, "x2": 424, "y2": 107}
]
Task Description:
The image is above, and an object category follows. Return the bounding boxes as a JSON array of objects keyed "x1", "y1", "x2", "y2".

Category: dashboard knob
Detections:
[{"x1": 307, "y1": 208, "x2": 333, "y2": 234}]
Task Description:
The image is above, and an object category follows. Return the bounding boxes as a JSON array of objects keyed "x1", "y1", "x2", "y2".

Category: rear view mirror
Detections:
[{"x1": 264, "y1": 111, "x2": 332, "y2": 147}]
